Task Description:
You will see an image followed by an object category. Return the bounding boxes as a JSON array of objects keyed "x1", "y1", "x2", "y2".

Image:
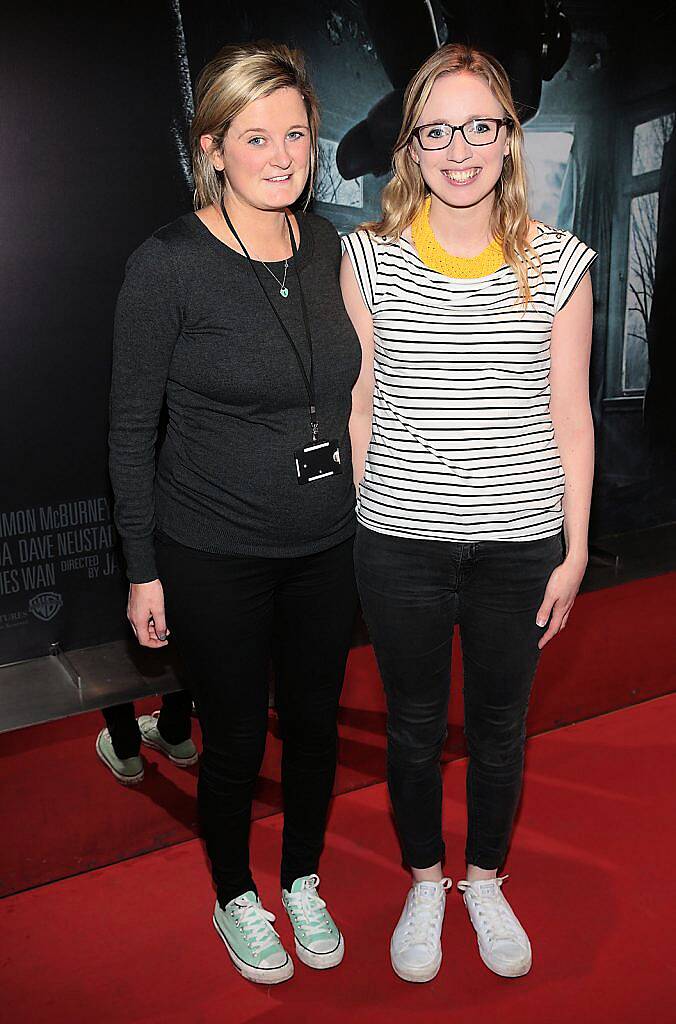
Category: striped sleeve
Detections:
[
  {"x1": 554, "y1": 232, "x2": 597, "y2": 315},
  {"x1": 340, "y1": 230, "x2": 379, "y2": 313}
]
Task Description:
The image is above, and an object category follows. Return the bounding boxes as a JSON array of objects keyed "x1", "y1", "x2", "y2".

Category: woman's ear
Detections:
[
  {"x1": 200, "y1": 134, "x2": 225, "y2": 172},
  {"x1": 408, "y1": 141, "x2": 420, "y2": 165}
]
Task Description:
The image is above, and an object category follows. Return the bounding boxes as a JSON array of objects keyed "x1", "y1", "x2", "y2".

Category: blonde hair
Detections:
[
  {"x1": 190, "y1": 41, "x2": 320, "y2": 211},
  {"x1": 364, "y1": 43, "x2": 540, "y2": 305}
]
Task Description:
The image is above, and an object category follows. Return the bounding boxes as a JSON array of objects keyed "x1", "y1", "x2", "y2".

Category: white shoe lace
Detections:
[
  {"x1": 232, "y1": 896, "x2": 281, "y2": 954},
  {"x1": 284, "y1": 874, "x2": 331, "y2": 938},
  {"x1": 402, "y1": 879, "x2": 452, "y2": 949},
  {"x1": 457, "y1": 876, "x2": 523, "y2": 947}
]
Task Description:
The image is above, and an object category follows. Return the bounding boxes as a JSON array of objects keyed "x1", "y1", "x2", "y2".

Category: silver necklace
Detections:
[
  {"x1": 219, "y1": 203, "x2": 292, "y2": 297},
  {"x1": 255, "y1": 255, "x2": 290, "y2": 298}
]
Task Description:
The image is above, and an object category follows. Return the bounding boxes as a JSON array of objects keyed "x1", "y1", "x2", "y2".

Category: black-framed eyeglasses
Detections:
[{"x1": 411, "y1": 117, "x2": 513, "y2": 150}]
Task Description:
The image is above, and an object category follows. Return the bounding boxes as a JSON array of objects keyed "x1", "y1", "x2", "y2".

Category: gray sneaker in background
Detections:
[
  {"x1": 138, "y1": 711, "x2": 198, "y2": 767},
  {"x1": 96, "y1": 728, "x2": 144, "y2": 785}
]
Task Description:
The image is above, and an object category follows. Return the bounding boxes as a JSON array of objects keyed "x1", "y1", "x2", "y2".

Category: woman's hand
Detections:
[
  {"x1": 127, "y1": 579, "x2": 170, "y2": 648},
  {"x1": 536, "y1": 554, "x2": 587, "y2": 650}
]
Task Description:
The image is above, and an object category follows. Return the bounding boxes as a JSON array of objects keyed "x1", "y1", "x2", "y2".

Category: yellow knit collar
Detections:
[{"x1": 410, "y1": 196, "x2": 505, "y2": 279}]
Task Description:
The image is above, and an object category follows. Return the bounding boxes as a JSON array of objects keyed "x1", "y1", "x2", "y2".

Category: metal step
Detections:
[{"x1": 0, "y1": 639, "x2": 182, "y2": 734}]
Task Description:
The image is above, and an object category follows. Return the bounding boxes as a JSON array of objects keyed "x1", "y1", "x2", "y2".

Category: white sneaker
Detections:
[
  {"x1": 457, "y1": 876, "x2": 532, "y2": 977},
  {"x1": 390, "y1": 878, "x2": 452, "y2": 982}
]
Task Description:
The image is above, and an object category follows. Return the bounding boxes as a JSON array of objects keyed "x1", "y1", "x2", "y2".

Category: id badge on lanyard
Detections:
[
  {"x1": 221, "y1": 200, "x2": 342, "y2": 486},
  {"x1": 294, "y1": 439, "x2": 342, "y2": 485}
]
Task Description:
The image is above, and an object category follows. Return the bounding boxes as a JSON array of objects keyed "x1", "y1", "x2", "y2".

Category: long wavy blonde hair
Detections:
[
  {"x1": 190, "y1": 42, "x2": 320, "y2": 211},
  {"x1": 364, "y1": 44, "x2": 540, "y2": 304}
]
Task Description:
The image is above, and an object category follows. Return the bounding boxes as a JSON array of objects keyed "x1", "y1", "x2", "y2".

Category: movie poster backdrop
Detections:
[{"x1": 1, "y1": 1, "x2": 674, "y2": 663}]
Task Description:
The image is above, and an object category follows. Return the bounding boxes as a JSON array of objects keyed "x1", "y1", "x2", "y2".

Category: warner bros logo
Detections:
[{"x1": 29, "y1": 592, "x2": 63, "y2": 622}]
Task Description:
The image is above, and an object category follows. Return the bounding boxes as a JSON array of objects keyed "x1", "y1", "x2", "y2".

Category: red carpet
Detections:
[
  {"x1": 2, "y1": 693, "x2": 675, "y2": 1024},
  {"x1": 1, "y1": 572, "x2": 674, "y2": 897}
]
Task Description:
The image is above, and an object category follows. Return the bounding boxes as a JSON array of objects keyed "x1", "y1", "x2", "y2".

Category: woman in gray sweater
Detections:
[{"x1": 108, "y1": 42, "x2": 361, "y2": 985}]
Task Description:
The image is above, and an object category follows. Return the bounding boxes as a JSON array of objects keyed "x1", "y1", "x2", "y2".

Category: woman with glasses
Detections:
[
  {"x1": 109, "y1": 42, "x2": 360, "y2": 984},
  {"x1": 341, "y1": 44, "x2": 595, "y2": 982}
]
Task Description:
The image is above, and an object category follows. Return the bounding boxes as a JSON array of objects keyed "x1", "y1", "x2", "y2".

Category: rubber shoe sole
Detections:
[
  {"x1": 140, "y1": 733, "x2": 198, "y2": 767},
  {"x1": 294, "y1": 933, "x2": 344, "y2": 970},
  {"x1": 390, "y1": 943, "x2": 442, "y2": 983},
  {"x1": 95, "y1": 733, "x2": 144, "y2": 786},
  {"x1": 212, "y1": 913, "x2": 294, "y2": 985}
]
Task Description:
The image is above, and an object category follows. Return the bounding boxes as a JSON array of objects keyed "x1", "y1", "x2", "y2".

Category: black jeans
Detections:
[
  {"x1": 155, "y1": 533, "x2": 358, "y2": 908},
  {"x1": 102, "y1": 689, "x2": 193, "y2": 760},
  {"x1": 354, "y1": 524, "x2": 563, "y2": 871}
]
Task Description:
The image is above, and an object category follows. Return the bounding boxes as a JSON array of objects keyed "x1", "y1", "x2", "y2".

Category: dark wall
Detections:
[
  {"x1": 534, "y1": 1, "x2": 676, "y2": 536},
  {"x1": 0, "y1": 4, "x2": 189, "y2": 661}
]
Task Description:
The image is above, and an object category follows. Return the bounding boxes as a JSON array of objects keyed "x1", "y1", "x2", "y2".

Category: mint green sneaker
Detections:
[
  {"x1": 138, "y1": 711, "x2": 198, "y2": 767},
  {"x1": 282, "y1": 874, "x2": 344, "y2": 969},
  {"x1": 95, "y1": 728, "x2": 144, "y2": 785},
  {"x1": 213, "y1": 892, "x2": 294, "y2": 985}
]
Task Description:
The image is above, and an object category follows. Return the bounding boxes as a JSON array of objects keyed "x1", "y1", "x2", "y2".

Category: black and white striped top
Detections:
[{"x1": 341, "y1": 225, "x2": 596, "y2": 543}]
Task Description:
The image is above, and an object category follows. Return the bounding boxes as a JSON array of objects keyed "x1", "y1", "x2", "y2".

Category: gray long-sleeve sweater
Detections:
[{"x1": 109, "y1": 210, "x2": 361, "y2": 583}]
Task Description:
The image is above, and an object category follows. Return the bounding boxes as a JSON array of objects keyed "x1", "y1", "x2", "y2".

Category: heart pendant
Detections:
[{"x1": 280, "y1": 286, "x2": 289, "y2": 298}]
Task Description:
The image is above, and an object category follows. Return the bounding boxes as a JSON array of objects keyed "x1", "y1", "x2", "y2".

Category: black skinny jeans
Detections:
[
  {"x1": 354, "y1": 524, "x2": 563, "y2": 871},
  {"x1": 155, "y1": 533, "x2": 358, "y2": 908}
]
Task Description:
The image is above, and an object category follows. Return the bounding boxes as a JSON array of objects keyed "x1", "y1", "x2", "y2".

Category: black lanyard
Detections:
[{"x1": 219, "y1": 198, "x2": 319, "y2": 442}]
